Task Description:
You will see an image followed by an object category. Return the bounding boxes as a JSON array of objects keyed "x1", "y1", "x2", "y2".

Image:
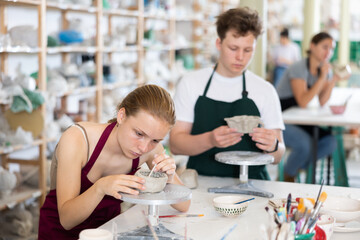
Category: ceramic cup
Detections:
[
  {"x1": 135, "y1": 169, "x2": 168, "y2": 193},
  {"x1": 317, "y1": 214, "x2": 335, "y2": 240},
  {"x1": 224, "y1": 115, "x2": 263, "y2": 133},
  {"x1": 334, "y1": 64, "x2": 351, "y2": 79},
  {"x1": 79, "y1": 229, "x2": 113, "y2": 240}
]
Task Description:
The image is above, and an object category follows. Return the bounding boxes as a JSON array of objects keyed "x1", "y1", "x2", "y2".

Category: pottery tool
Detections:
[
  {"x1": 142, "y1": 210, "x2": 159, "y2": 240},
  {"x1": 234, "y1": 197, "x2": 255, "y2": 205},
  {"x1": 286, "y1": 193, "x2": 292, "y2": 222},
  {"x1": 184, "y1": 222, "x2": 187, "y2": 240},
  {"x1": 148, "y1": 163, "x2": 157, "y2": 177},
  {"x1": 148, "y1": 150, "x2": 167, "y2": 178},
  {"x1": 159, "y1": 214, "x2": 204, "y2": 218},
  {"x1": 314, "y1": 178, "x2": 325, "y2": 208},
  {"x1": 220, "y1": 223, "x2": 238, "y2": 240},
  {"x1": 344, "y1": 94, "x2": 352, "y2": 106},
  {"x1": 265, "y1": 207, "x2": 281, "y2": 227}
]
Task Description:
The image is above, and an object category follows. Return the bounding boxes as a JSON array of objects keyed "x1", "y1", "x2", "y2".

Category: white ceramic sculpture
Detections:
[
  {"x1": 224, "y1": 115, "x2": 263, "y2": 133},
  {"x1": 180, "y1": 169, "x2": 198, "y2": 189},
  {"x1": 0, "y1": 166, "x2": 17, "y2": 199},
  {"x1": 135, "y1": 169, "x2": 168, "y2": 193}
]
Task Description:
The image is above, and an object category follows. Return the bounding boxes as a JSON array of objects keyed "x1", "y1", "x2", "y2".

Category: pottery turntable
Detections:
[
  {"x1": 117, "y1": 184, "x2": 192, "y2": 239},
  {"x1": 208, "y1": 151, "x2": 274, "y2": 198}
]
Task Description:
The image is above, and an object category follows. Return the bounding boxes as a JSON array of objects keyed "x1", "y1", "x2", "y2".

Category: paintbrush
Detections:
[
  {"x1": 286, "y1": 193, "x2": 292, "y2": 222},
  {"x1": 301, "y1": 192, "x2": 327, "y2": 234},
  {"x1": 142, "y1": 210, "x2": 158, "y2": 240},
  {"x1": 265, "y1": 207, "x2": 281, "y2": 227},
  {"x1": 159, "y1": 214, "x2": 204, "y2": 218},
  {"x1": 220, "y1": 223, "x2": 237, "y2": 240},
  {"x1": 314, "y1": 178, "x2": 325, "y2": 208},
  {"x1": 235, "y1": 197, "x2": 255, "y2": 205}
]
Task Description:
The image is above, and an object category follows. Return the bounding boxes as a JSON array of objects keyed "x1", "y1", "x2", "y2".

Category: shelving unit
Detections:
[
  {"x1": 0, "y1": 0, "x2": 47, "y2": 209},
  {"x1": 0, "y1": 0, "x2": 239, "y2": 214}
]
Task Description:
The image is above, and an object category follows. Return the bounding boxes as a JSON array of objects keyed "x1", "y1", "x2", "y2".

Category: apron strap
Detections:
[
  {"x1": 241, "y1": 71, "x2": 248, "y2": 98},
  {"x1": 203, "y1": 63, "x2": 218, "y2": 96}
]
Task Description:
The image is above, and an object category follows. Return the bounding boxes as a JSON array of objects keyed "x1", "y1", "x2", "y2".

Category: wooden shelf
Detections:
[
  {"x1": 0, "y1": 186, "x2": 41, "y2": 211},
  {"x1": 103, "y1": 8, "x2": 140, "y2": 17},
  {"x1": 102, "y1": 80, "x2": 135, "y2": 90},
  {"x1": 0, "y1": 0, "x2": 41, "y2": 6},
  {"x1": 103, "y1": 45, "x2": 141, "y2": 53},
  {"x1": 0, "y1": 139, "x2": 43, "y2": 155},
  {"x1": 0, "y1": 0, "x2": 232, "y2": 213},
  {"x1": 47, "y1": 46, "x2": 98, "y2": 54},
  {"x1": 60, "y1": 85, "x2": 98, "y2": 97},
  {"x1": 144, "y1": 45, "x2": 174, "y2": 51},
  {"x1": 46, "y1": 2, "x2": 98, "y2": 13},
  {"x1": 0, "y1": 46, "x2": 41, "y2": 53},
  {"x1": 0, "y1": 137, "x2": 58, "y2": 155},
  {"x1": 144, "y1": 13, "x2": 172, "y2": 21}
]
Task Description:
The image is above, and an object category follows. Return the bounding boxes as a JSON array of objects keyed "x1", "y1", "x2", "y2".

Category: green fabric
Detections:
[
  {"x1": 187, "y1": 68, "x2": 269, "y2": 180},
  {"x1": 47, "y1": 36, "x2": 59, "y2": 47},
  {"x1": 11, "y1": 88, "x2": 44, "y2": 113}
]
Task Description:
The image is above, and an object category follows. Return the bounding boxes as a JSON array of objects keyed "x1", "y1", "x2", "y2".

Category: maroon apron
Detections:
[{"x1": 39, "y1": 122, "x2": 139, "y2": 239}]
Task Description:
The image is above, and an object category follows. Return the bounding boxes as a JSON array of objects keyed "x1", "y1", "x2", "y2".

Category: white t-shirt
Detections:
[
  {"x1": 271, "y1": 42, "x2": 301, "y2": 67},
  {"x1": 174, "y1": 67, "x2": 285, "y2": 130}
]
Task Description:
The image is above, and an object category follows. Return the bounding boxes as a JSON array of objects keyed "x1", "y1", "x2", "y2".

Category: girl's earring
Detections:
[{"x1": 116, "y1": 122, "x2": 119, "y2": 127}]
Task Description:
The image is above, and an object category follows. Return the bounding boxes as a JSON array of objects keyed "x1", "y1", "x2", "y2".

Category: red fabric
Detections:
[{"x1": 38, "y1": 122, "x2": 139, "y2": 239}]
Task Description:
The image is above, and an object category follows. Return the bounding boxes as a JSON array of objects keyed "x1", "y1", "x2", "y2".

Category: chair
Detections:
[{"x1": 277, "y1": 126, "x2": 349, "y2": 186}]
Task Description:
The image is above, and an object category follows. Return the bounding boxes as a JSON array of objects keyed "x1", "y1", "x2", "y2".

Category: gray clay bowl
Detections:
[{"x1": 135, "y1": 169, "x2": 168, "y2": 193}]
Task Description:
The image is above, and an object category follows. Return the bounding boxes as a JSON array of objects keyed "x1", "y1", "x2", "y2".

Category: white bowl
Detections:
[
  {"x1": 213, "y1": 195, "x2": 249, "y2": 217},
  {"x1": 317, "y1": 214, "x2": 335, "y2": 240},
  {"x1": 79, "y1": 229, "x2": 113, "y2": 240},
  {"x1": 320, "y1": 196, "x2": 360, "y2": 223}
]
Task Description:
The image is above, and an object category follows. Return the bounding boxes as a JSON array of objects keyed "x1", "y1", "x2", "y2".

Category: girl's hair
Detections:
[
  {"x1": 216, "y1": 7, "x2": 263, "y2": 41},
  {"x1": 306, "y1": 32, "x2": 333, "y2": 55},
  {"x1": 108, "y1": 84, "x2": 175, "y2": 126}
]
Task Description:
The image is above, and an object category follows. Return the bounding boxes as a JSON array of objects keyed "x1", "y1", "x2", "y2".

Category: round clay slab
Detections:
[
  {"x1": 215, "y1": 151, "x2": 274, "y2": 166},
  {"x1": 120, "y1": 184, "x2": 192, "y2": 205}
]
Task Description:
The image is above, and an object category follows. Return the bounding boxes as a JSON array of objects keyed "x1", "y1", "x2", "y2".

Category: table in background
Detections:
[
  {"x1": 282, "y1": 87, "x2": 360, "y2": 185},
  {"x1": 99, "y1": 176, "x2": 360, "y2": 240}
]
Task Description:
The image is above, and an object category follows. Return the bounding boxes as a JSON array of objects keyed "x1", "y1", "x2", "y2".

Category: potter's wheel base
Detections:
[
  {"x1": 208, "y1": 181, "x2": 274, "y2": 198},
  {"x1": 117, "y1": 223, "x2": 190, "y2": 240}
]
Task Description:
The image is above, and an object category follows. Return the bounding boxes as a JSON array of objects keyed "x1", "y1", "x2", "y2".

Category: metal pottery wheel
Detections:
[
  {"x1": 117, "y1": 184, "x2": 192, "y2": 240},
  {"x1": 208, "y1": 151, "x2": 275, "y2": 198}
]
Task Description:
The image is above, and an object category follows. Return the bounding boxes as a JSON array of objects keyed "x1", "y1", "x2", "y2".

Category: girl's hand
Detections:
[
  {"x1": 320, "y1": 62, "x2": 331, "y2": 79},
  {"x1": 96, "y1": 175, "x2": 145, "y2": 199},
  {"x1": 152, "y1": 152, "x2": 176, "y2": 183}
]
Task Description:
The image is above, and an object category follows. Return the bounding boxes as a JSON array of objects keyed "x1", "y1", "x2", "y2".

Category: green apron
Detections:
[{"x1": 187, "y1": 65, "x2": 269, "y2": 180}]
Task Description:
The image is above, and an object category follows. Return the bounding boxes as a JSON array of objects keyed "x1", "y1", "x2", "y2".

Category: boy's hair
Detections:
[
  {"x1": 216, "y1": 7, "x2": 263, "y2": 40},
  {"x1": 108, "y1": 84, "x2": 175, "y2": 126},
  {"x1": 280, "y1": 28, "x2": 289, "y2": 38}
]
